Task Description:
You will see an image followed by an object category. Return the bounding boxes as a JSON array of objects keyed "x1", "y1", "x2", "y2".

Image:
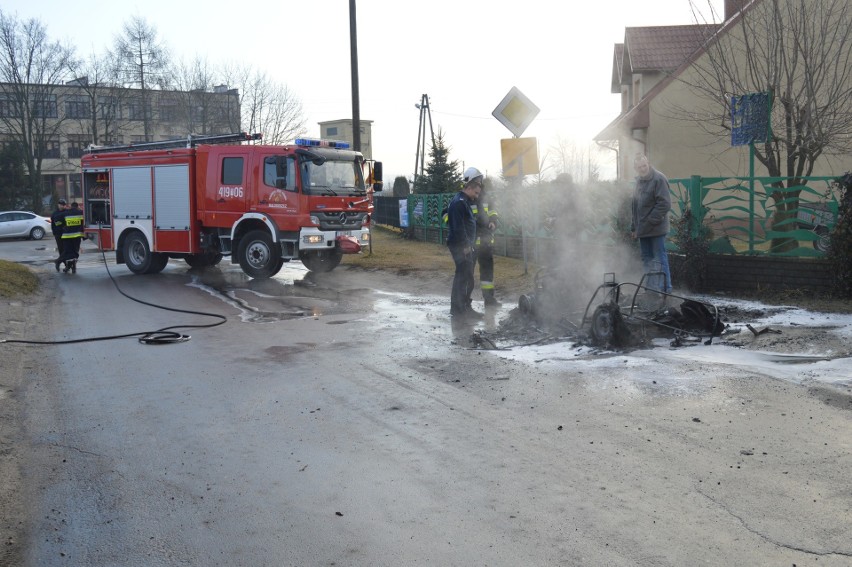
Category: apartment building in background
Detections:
[
  {"x1": 318, "y1": 119, "x2": 373, "y2": 160},
  {"x1": 0, "y1": 78, "x2": 240, "y2": 206}
]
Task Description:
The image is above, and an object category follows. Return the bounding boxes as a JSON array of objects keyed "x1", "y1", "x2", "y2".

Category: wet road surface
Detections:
[{"x1": 4, "y1": 239, "x2": 852, "y2": 566}]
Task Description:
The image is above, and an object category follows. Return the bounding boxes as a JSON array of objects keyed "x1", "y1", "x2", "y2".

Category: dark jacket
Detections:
[
  {"x1": 446, "y1": 190, "x2": 476, "y2": 249},
  {"x1": 631, "y1": 167, "x2": 671, "y2": 238},
  {"x1": 50, "y1": 208, "x2": 65, "y2": 237}
]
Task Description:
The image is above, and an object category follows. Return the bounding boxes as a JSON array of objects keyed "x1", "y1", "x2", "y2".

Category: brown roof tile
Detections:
[{"x1": 625, "y1": 24, "x2": 720, "y2": 71}]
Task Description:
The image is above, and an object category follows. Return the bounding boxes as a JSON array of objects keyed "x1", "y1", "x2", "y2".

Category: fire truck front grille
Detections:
[{"x1": 313, "y1": 211, "x2": 367, "y2": 231}]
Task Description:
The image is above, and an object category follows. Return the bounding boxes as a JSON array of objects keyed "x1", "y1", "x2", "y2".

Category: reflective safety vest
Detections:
[
  {"x1": 472, "y1": 201, "x2": 499, "y2": 247},
  {"x1": 60, "y1": 210, "x2": 84, "y2": 239}
]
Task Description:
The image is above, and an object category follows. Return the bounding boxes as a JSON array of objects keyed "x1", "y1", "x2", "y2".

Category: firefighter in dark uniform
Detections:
[
  {"x1": 446, "y1": 168, "x2": 483, "y2": 319},
  {"x1": 472, "y1": 182, "x2": 500, "y2": 307},
  {"x1": 57, "y1": 201, "x2": 84, "y2": 273},
  {"x1": 51, "y1": 199, "x2": 67, "y2": 271}
]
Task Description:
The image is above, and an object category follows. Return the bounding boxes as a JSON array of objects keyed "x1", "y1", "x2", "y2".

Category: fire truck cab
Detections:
[{"x1": 81, "y1": 133, "x2": 381, "y2": 278}]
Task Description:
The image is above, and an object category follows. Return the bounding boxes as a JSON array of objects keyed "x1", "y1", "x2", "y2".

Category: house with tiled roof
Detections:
[{"x1": 595, "y1": 0, "x2": 849, "y2": 181}]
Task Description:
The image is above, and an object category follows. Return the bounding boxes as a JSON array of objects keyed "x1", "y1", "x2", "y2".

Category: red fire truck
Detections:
[{"x1": 81, "y1": 133, "x2": 381, "y2": 278}]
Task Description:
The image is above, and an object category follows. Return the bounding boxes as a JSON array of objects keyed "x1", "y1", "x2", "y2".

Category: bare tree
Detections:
[
  {"x1": 0, "y1": 10, "x2": 74, "y2": 211},
  {"x1": 221, "y1": 63, "x2": 306, "y2": 143},
  {"x1": 111, "y1": 16, "x2": 172, "y2": 141},
  {"x1": 172, "y1": 56, "x2": 240, "y2": 136},
  {"x1": 548, "y1": 135, "x2": 601, "y2": 184},
  {"x1": 681, "y1": 0, "x2": 852, "y2": 246},
  {"x1": 65, "y1": 53, "x2": 134, "y2": 150}
]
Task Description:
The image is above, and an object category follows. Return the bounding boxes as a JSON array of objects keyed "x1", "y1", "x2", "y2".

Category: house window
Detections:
[
  {"x1": 326, "y1": 127, "x2": 338, "y2": 136},
  {"x1": 38, "y1": 139, "x2": 60, "y2": 159},
  {"x1": 127, "y1": 101, "x2": 149, "y2": 121},
  {"x1": 0, "y1": 94, "x2": 19, "y2": 118},
  {"x1": 159, "y1": 97, "x2": 179, "y2": 122},
  {"x1": 221, "y1": 157, "x2": 244, "y2": 185},
  {"x1": 65, "y1": 95, "x2": 90, "y2": 119},
  {"x1": 33, "y1": 95, "x2": 58, "y2": 118},
  {"x1": 130, "y1": 135, "x2": 147, "y2": 144},
  {"x1": 98, "y1": 96, "x2": 121, "y2": 120},
  {"x1": 67, "y1": 135, "x2": 90, "y2": 159}
]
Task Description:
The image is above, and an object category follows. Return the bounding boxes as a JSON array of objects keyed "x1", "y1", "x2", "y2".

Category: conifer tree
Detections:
[{"x1": 413, "y1": 130, "x2": 462, "y2": 194}]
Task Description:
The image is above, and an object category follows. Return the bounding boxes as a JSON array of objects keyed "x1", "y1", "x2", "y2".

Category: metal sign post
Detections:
[
  {"x1": 493, "y1": 88, "x2": 540, "y2": 274},
  {"x1": 731, "y1": 92, "x2": 772, "y2": 253}
]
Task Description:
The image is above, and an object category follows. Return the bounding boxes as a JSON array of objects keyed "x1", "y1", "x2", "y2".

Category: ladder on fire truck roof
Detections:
[{"x1": 85, "y1": 132, "x2": 263, "y2": 155}]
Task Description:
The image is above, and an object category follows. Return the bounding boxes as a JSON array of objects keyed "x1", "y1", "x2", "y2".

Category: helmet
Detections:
[{"x1": 463, "y1": 167, "x2": 483, "y2": 185}]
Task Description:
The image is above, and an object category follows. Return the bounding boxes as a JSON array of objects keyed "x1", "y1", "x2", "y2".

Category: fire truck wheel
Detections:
[
  {"x1": 124, "y1": 231, "x2": 158, "y2": 275},
  {"x1": 148, "y1": 253, "x2": 169, "y2": 274},
  {"x1": 238, "y1": 230, "x2": 280, "y2": 279},
  {"x1": 299, "y1": 250, "x2": 343, "y2": 273}
]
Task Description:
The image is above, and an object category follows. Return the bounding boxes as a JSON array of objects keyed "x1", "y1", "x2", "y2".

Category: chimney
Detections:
[{"x1": 725, "y1": 0, "x2": 747, "y2": 21}]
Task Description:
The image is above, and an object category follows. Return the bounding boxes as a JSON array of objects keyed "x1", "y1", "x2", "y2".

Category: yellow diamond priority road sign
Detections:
[{"x1": 492, "y1": 86, "x2": 540, "y2": 138}]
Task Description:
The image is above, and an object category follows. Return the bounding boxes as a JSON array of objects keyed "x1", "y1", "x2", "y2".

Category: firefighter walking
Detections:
[
  {"x1": 50, "y1": 199, "x2": 67, "y2": 271},
  {"x1": 57, "y1": 202, "x2": 85, "y2": 273},
  {"x1": 472, "y1": 179, "x2": 500, "y2": 307}
]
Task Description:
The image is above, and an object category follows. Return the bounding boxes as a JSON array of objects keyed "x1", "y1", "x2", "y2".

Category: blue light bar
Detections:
[{"x1": 295, "y1": 138, "x2": 351, "y2": 149}]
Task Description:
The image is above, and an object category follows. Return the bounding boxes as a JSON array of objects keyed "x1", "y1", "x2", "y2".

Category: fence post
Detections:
[{"x1": 689, "y1": 175, "x2": 703, "y2": 239}]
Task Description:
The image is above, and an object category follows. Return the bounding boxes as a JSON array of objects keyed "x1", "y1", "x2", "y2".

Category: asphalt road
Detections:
[{"x1": 3, "y1": 237, "x2": 852, "y2": 566}]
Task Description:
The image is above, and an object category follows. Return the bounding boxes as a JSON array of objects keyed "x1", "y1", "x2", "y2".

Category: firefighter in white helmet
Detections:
[{"x1": 446, "y1": 167, "x2": 484, "y2": 319}]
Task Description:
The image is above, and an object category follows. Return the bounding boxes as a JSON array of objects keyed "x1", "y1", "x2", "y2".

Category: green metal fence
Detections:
[{"x1": 669, "y1": 175, "x2": 841, "y2": 257}]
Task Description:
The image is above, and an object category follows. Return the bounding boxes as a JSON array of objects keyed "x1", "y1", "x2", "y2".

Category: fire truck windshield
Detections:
[{"x1": 301, "y1": 159, "x2": 365, "y2": 196}]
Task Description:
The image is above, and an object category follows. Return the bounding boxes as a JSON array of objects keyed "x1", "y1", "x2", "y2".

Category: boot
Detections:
[
  {"x1": 54, "y1": 259, "x2": 61, "y2": 272},
  {"x1": 483, "y1": 289, "x2": 501, "y2": 307},
  {"x1": 70, "y1": 259, "x2": 76, "y2": 274}
]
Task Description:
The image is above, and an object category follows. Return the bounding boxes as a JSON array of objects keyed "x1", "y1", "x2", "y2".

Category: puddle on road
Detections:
[
  {"x1": 183, "y1": 263, "x2": 370, "y2": 323},
  {"x1": 175, "y1": 263, "x2": 852, "y2": 390}
]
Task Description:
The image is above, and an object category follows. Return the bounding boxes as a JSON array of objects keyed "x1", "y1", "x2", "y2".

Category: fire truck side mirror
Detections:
[{"x1": 373, "y1": 161, "x2": 383, "y2": 185}]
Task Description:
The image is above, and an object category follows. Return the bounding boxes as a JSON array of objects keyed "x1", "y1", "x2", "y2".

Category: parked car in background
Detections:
[{"x1": 0, "y1": 211, "x2": 51, "y2": 240}]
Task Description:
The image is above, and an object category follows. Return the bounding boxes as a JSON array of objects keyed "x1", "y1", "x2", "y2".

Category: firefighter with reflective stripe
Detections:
[
  {"x1": 51, "y1": 199, "x2": 67, "y2": 271},
  {"x1": 472, "y1": 183, "x2": 500, "y2": 306},
  {"x1": 57, "y1": 201, "x2": 84, "y2": 273}
]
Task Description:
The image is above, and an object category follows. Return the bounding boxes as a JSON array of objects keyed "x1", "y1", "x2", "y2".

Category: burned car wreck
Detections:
[{"x1": 485, "y1": 269, "x2": 725, "y2": 351}]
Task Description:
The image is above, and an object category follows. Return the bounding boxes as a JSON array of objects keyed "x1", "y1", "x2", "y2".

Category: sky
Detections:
[{"x1": 5, "y1": 0, "x2": 726, "y2": 182}]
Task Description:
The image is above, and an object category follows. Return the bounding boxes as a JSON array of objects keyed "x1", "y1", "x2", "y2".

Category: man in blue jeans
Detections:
[
  {"x1": 446, "y1": 168, "x2": 484, "y2": 319},
  {"x1": 630, "y1": 154, "x2": 672, "y2": 293}
]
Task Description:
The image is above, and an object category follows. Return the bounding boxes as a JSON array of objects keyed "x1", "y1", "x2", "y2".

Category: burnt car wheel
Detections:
[
  {"x1": 813, "y1": 226, "x2": 831, "y2": 253},
  {"x1": 590, "y1": 303, "x2": 630, "y2": 347}
]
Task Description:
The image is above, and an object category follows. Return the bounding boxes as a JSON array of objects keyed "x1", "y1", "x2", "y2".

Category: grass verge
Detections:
[
  {"x1": 343, "y1": 225, "x2": 540, "y2": 298},
  {"x1": 0, "y1": 260, "x2": 39, "y2": 298}
]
